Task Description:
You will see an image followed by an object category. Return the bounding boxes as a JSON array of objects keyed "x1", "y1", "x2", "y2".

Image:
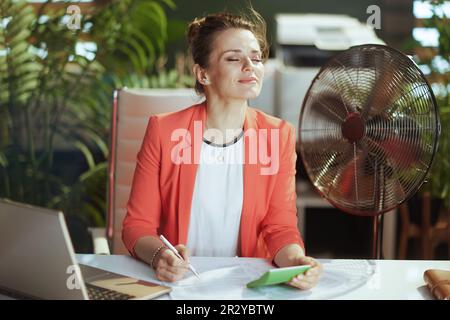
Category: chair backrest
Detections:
[{"x1": 108, "y1": 88, "x2": 199, "y2": 254}]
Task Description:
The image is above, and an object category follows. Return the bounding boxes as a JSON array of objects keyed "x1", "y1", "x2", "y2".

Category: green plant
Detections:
[
  {"x1": 415, "y1": 0, "x2": 450, "y2": 203},
  {"x1": 109, "y1": 52, "x2": 194, "y2": 89},
  {"x1": 0, "y1": 0, "x2": 189, "y2": 251}
]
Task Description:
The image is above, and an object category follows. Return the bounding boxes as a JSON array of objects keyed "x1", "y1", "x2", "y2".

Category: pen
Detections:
[{"x1": 159, "y1": 235, "x2": 201, "y2": 279}]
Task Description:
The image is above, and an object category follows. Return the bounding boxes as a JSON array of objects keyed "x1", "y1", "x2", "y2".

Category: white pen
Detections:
[{"x1": 159, "y1": 235, "x2": 201, "y2": 279}]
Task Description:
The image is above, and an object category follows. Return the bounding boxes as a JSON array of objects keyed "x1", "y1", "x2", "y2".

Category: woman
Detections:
[{"x1": 122, "y1": 9, "x2": 322, "y2": 290}]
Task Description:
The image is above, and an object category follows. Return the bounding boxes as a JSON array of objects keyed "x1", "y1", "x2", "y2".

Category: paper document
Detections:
[{"x1": 167, "y1": 258, "x2": 375, "y2": 300}]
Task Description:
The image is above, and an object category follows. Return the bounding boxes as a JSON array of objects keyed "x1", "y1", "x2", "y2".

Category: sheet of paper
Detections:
[
  {"x1": 168, "y1": 258, "x2": 375, "y2": 300},
  {"x1": 169, "y1": 266, "x2": 263, "y2": 300}
]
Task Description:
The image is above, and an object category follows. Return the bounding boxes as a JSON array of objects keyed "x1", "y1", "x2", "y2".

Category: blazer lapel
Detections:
[
  {"x1": 177, "y1": 102, "x2": 206, "y2": 244},
  {"x1": 239, "y1": 107, "x2": 259, "y2": 256}
]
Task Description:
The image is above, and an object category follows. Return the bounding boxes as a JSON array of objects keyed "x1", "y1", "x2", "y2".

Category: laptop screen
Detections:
[{"x1": 0, "y1": 199, "x2": 88, "y2": 299}]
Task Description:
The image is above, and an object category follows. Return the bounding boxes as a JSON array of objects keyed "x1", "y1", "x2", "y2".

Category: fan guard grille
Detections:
[{"x1": 299, "y1": 44, "x2": 440, "y2": 216}]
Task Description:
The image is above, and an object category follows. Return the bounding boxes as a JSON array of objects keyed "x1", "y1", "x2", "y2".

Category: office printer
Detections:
[{"x1": 251, "y1": 14, "x2": 384, "y2": 135}]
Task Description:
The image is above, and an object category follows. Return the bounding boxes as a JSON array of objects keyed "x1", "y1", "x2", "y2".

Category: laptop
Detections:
[{"x1": 0, "y1": 199, "x2": 171, "y2": 300}]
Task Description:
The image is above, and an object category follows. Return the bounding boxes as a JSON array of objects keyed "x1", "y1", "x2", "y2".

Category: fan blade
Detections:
[
  {"x1": 303, "y1": 91, "x2": 349, "y2": 126},
  {"x1": 364, "y1": 115, "x2": 423, "y2": 169},
  {"x1": 325, "y1": 60, "x2": 368, "y2": 112},
  {"x1": 301, "y1": 133, "x2": 350, "y2": 156},
  {"x1": 359, "y1": 137, "x2": 423, "y2": 211},
  {"x1": 327, "y1": 143, "x2": 370, "y2": 204},
  {"x1": 360, "y1": 66, "x2": 404, "y2": 119},
  {"x1": 327, "y1": 144, "x2": 386, "y2": 212},
  {"x1": 306, "y1": 144, "x2": 355, "y2": 193},
  {"x1": 314, "y1": 67, "x2": 357, "y2": 115}
]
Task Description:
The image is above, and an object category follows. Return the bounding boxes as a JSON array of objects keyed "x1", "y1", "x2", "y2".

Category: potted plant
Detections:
[
  {"x1": 398, "y1": 0, "x2": 449, "y2": 259},
  {"x1": 0, "y1": 0, "x2": 190, "y2": 252}
]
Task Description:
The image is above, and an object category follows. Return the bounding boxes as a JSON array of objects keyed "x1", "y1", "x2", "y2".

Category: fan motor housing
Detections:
[{"x1": 342, "y1": 112, "x2": 365, "y2": 143}]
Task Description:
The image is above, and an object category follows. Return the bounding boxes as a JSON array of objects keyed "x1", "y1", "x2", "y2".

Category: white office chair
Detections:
[{"x1": 96, "y1": 88, "x2": 199, "y2": 255}]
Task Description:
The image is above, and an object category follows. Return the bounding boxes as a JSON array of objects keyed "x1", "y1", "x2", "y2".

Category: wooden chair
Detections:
[{"x1": 398, "y1": 192, "x2": 450, "y2": 260}]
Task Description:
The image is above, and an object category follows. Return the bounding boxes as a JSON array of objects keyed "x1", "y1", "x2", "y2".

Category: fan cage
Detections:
[{"x1": 299, "y1": 44, "x2": 440, "y2": 216}]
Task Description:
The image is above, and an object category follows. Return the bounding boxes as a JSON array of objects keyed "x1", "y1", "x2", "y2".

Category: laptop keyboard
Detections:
[{"x1": 86, "y1": 283, "x2": 136, "y2": 300}]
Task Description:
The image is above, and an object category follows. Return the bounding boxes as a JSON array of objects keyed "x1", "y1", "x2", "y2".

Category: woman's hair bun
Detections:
[{"x1": 187, "y1": 17, "x2": 204, "y2": 47}]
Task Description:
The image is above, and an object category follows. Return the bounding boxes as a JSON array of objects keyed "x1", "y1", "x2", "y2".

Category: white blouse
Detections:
[{"x1": 187, "y1": 131, "x2": 244, "y2": 257}]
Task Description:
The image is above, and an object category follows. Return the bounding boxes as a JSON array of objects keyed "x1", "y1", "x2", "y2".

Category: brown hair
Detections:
[{"x1": 187, "y1": 8, "x2": 268, "y2": 94}]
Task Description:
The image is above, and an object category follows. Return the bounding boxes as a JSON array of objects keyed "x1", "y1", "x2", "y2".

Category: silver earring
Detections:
[{"x1": 203, "y1": 78, "x2": 209, "y2": 85}]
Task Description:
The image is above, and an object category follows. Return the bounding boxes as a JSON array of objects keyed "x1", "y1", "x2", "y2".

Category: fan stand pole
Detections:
[{"x1": 371, "y1": 214, "x2": 384, "y2": 259}]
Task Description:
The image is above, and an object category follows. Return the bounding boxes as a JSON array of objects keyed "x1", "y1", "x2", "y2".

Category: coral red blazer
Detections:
[{"x1": 122, "y1": 101, "x2": 304, "y2": 261}]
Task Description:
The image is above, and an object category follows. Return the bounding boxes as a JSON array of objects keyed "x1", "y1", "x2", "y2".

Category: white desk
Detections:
[{"x1": 76, "y1": 254, "x2": 449, "y2": 300}]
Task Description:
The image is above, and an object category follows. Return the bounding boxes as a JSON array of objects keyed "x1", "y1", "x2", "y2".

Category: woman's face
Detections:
[{"x1": 201, "y1": 28, "x2": 265, "y2": 101}]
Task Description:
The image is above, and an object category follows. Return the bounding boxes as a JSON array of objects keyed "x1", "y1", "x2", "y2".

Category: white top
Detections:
[{"x1": 186, "y1": 132, "x2": 244, "y2": 257}]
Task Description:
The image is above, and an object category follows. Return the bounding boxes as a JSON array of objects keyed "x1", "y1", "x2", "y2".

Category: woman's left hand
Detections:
[{"x1": 286, "y1": 255, "x2": 322, "y2": 290}]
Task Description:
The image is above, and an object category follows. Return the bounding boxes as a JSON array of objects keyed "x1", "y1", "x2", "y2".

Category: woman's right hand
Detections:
[{"x1": 153, "y1": 244, "x2": 191, "y2": 282}]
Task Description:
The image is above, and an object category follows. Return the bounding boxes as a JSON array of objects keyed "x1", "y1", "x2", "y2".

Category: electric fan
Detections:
[{"x1": 298, "y1": 44, "x2": 441, "y2": 258}]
